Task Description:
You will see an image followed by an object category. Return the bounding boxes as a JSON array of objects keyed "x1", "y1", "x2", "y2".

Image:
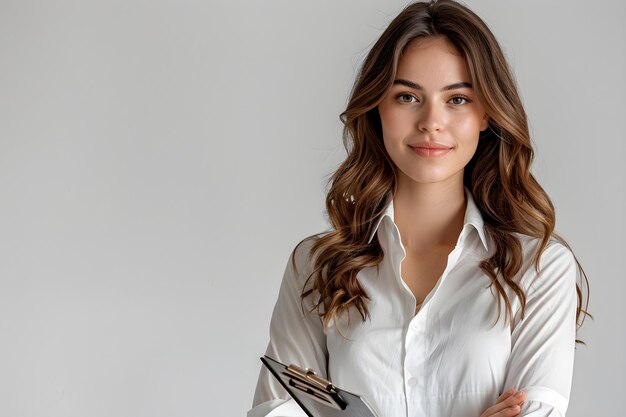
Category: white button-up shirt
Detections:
[{"x1": 249, "y1": 190, "x2": 578, "y2": 417}]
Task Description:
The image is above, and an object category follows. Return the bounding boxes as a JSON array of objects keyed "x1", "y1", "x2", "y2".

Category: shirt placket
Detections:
[{"x1": 398, "y1": 235, "x2": 466, "y2": 417}]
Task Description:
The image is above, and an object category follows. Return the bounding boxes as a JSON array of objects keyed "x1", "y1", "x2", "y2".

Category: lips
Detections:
[{"x1": 409, "y1": 142, "x2": 453, "y2": 157}]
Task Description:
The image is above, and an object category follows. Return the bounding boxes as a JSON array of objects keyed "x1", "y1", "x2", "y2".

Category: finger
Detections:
[
  {"x1": 494, "y1": 388, "x2": 516, "y2": 404},
  {"x1": 508, "y1": 391, "x2": 526, "y2": 405},
  {"x1": 484, "y1": 391, "x2": 526, "y2": 415},
  {"x1": 495, "y1": 404, "x2": 521, "y2": 417},
  {"x1": 482, "y1": 403, "x2": 521, "y2": 417}
]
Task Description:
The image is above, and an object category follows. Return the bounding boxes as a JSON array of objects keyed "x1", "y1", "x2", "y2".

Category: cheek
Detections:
[
  {"x1": 381, "y1": 133, "x2": 396, "y2": 161},
  {"x1": 379, "y1": 108, "x2": 410, "y2": 143},
  {"x1": 450, "y1": 113, "x2": 484, "y2": 135}
]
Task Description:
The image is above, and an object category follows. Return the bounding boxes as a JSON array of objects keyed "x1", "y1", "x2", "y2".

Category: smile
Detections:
[{"x1": 409, "y1": 145, "x2": 453, "y2": 157}]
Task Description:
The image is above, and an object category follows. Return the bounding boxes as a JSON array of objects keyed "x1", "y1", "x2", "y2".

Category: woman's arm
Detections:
[
  {"x1": 501, "y1": 242, "x2": 579, "y2": 416},
  {"x1": 248, "y1": 239, "x2": 328, "y2": 417}
]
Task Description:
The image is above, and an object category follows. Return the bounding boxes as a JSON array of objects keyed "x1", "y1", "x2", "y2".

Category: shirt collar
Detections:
[
  {"x1": 463, "y1": 189, "x2": 489, "y2": 251},
  {"x1": 366, "y1": 188, "x2": 490, "y2": 251}
]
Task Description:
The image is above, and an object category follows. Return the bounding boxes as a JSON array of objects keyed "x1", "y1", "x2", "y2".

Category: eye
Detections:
[
  {"x1": 449, "y1": 95, "x2": 471, "y2": 105},
  {"x1": 396, "y1": 93, "x2": 418, "y2": 104}
]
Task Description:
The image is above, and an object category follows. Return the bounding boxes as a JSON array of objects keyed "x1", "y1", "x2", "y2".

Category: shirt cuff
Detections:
[
  {"x1": 522, "y1": 386, "x2": 568, "y2": 416},
  {"x1": 247, "y1": 399, "x2": 307, "y2": 417}
]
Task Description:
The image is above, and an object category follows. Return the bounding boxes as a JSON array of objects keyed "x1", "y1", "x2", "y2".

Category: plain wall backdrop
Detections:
[{"x1": 0, "y1": 0, "x2": 624, "y2": 416}]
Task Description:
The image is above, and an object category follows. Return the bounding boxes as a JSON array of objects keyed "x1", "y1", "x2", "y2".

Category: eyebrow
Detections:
[{"x1": 393, "y1": 79, "x2": 473, "y2": 91}]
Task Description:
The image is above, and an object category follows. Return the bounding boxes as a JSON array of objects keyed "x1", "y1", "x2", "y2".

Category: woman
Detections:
[{"x1": 249, "y1": 1, "x2": 590, "y2": 416}]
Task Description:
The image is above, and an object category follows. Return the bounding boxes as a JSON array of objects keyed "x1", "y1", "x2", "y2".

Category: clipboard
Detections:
[{"x1": 260, "y1": 355, "x2": 379, "y2": 417}]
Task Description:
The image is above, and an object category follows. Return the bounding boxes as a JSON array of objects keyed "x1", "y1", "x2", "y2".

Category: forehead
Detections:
[{"x1": 396, "y1": 37, "x2": 470, "y2": 84}]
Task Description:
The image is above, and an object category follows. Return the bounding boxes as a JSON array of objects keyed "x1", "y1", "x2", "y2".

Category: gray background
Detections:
[{"x1": 0, "y1": 0, "x2": 623, "y2": 416}]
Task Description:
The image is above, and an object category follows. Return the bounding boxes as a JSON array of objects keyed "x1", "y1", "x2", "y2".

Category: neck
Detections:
[{"x1": 392, "y1": 174, "x2": 466, "y2": 253}]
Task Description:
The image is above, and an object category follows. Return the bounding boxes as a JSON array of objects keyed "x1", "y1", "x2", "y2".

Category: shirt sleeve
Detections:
[
  {"x1": 502, "y1": 242, "x2": 579, "y2": 416},
  {"x1": 248, "y1": 239, "x2": 328, "y2": 417}
]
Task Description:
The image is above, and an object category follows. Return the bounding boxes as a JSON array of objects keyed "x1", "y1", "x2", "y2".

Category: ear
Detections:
[{"x1": 480, "y1": 114, "x2": 489, "y2": 132}]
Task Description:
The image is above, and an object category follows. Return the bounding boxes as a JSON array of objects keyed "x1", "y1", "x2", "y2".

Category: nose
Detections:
[{"x1": 416, "y1": 100, "x2": 444, "y2": 133}]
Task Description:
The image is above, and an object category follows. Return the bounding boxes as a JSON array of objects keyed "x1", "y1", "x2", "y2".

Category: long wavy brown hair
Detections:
[{"x1": 293, "y1": 0, "x2": 590, "y2": 340}]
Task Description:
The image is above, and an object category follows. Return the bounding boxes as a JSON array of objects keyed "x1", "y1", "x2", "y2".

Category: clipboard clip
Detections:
[{"x1": 282, "y1": 364, "x2": 346, "y2": 410}]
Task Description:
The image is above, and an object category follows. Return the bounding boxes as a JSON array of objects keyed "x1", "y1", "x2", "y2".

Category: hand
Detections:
[{"x1": 479, "y1": 388, "x2": 526, "y2": 417}]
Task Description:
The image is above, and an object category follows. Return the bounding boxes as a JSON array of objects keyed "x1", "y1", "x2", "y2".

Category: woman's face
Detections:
[{"x1": 377, "y1": 36, "x2": 489, "y2": 188}]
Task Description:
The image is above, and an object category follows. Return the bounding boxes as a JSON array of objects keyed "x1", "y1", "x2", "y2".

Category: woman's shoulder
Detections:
[
  {"x1": 289, "y1": 233, "x2": 321, "y2": 263},
  {"x1": 513, "y1": 233, "x2": 574, "y2": 260},
  {"x1": 283, "y1": 234, "x2": 323, "y2": 284},
  {"x1": 512, "y1": 232, "x2": 578, "y2": 289}
]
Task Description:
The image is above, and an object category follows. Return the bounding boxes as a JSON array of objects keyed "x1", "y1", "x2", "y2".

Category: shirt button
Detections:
[{"x1": 407, "y1": 377, "x2": 417, "y2": 387}]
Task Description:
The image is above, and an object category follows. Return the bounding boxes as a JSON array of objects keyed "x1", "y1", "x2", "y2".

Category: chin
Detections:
[{"x1": 400, "y1": 167, "x2": 463, "y2": 186}]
